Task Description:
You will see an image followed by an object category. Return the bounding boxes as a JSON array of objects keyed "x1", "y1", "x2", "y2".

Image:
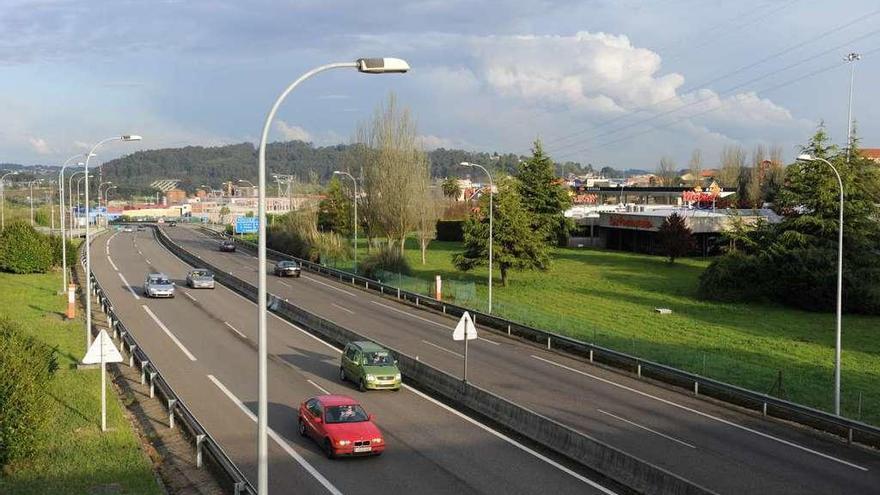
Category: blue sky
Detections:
[{"x1": 1, "y1": 0, "x2": 878, "y2": 170}]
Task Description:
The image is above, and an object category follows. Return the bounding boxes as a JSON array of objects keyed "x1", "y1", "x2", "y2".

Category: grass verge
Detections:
[{"x1": 0, "y1": 271, "x2": 161, "y2": 495}]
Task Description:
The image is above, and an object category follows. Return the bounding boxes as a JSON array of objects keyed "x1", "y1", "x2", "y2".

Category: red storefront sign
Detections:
[{"x1": 608, "y1": 215, "x2": 655, "y2": 229}]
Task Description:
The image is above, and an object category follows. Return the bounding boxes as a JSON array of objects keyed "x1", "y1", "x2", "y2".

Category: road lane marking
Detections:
[
  {"x1": 223, "y1": 321, "x2": 247, "y2": 339},
  {"x1": 371, "y1": 300, "x2": 448, "y2": 329},
  {"x1": 145, "y1": 258, "x2": 151, "y2": 264},
  {"x1": 303, "y1": 275, "x2": 356, "y2": 296},
  {"x1": 597, "y1": 409, "x2": 696, "y2": 449},
  {"x1": 142, "y1": 305, "x2": 197, "y2": 361},
  {"x1": 307, "y1": 379, "x2": 330, "y2": 395},
  {"x1": 400, "y1": 383, "x2": 616, "y2": 492},
  {"x1": 118, "y1": 273, "x2": 140, "y2": 300},
  {"x1": 422, "y1": 339, "x2": 464, "y2": 358},
  {"x1": 331, "y1": 303, "x2": 354, "y2": 315},
  {"x1": 108, "y1": 257, "x2": 118, "y2": 271},
  {"x1": 530, "y1": 355, "x2": 869, "y2": 471},
  {"x1": 183, "y1": 291, "x2": 197, "y2": 302},
  {"x1": 206, "y1": 375, "x2": 343, "y2": 495},
  {"x1": 278, "y1": 280, "x2": 292, "y2": 288},
  {"x1": 478, "y1": 337, "x2": 500, "y2": 345}
]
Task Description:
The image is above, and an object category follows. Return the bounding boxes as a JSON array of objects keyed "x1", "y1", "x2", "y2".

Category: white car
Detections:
[{"x1": 123, "y1": 226, "x2": 134, "y2": 233}]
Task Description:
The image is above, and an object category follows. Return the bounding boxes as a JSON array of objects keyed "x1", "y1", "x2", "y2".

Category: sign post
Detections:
[
  {"x1": 82, "y1": 329, "x2": 124, "y2": 431},
  {"x1": 452, "y1": 311, "x2": 478, "y2": 382},
  {"x1": 235, "y1": 216, "x2": 259, "y2": 236}
]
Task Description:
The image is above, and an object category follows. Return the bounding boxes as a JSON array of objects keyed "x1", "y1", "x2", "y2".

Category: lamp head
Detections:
[
  {"x1": 459, "y1": 162, "x2": 472, "y2": 167},
  {"x1": 357, "y1": 57, "x2": 410, "y2": 74},
  {"x1": 796, "y1": 153, "x2": 814, "y2": 162},
  {"x1": 121, "y1": 135, "x2": 142, "y2": 142},
  {"x1": 333, "y1": 171, "x2": 341, "y2": 175}
]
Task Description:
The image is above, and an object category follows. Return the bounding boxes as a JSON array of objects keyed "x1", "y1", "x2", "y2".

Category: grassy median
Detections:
[{"x1": 0, "y1": 271, "x2": 160, "y2": 494}]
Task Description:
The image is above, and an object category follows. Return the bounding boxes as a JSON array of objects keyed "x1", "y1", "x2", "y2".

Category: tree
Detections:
[
  {"x1": 516, "y1": 140, "x2": 572, "y2": 245},
  {"x1": 415, "y1": 173, "x2": 439, "y2": 264},
  {"x1": 441, "y1": 176, "x2": 461, "y2": 200},
  {"x1": 219, "y1": 205, "x2": 230, "y2": 224},
  {"x1": 0, "y1": 221, "x2": 53, "y2": 273},
  {"x1": 454, "y1": 178, "x2": 549, "y2": 286},
  {"x1": 317, "y1": 176, "x2": 352, "y2": 236},
  {"x1": 657, "y1": 157, "x2": 678, "y2": 186},
  {"x1": 687, "y1": 149, "x2": 703, "y2": 187},
  {"x1": 657, "y1": 213, "x2": 693, "y2": 263},
  {"x1": 719, "y1": 145, "x2": 745, "y2": 188}
]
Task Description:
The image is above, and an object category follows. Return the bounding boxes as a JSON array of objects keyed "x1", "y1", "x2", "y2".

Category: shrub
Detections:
[
  {"x1": 435, "y1": 220, "x2": 464, "y2": 242},
  {"x1": 698, "y1": 252, "x2": 769, "y2": 302},
  {"x1": 48, "y1": 235, "x2": 78, "y2": 269},
  {"x1": 0, "y1": 221, "x2": 54, "y2": 273},
  {"x1": 0, "y1": 318, "x2": 58, "y2": 467},
  {"x1": 360, "y1": 245, "x2": 411, "y2": 279}
]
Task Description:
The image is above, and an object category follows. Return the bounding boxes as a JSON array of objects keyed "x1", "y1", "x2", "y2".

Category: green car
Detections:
[{"x1": 339, "y1": 341, "x2": 401, "y2": 391}]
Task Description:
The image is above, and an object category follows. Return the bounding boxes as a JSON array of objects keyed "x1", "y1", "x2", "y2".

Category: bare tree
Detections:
[
  {"x1": 719, "y1": 145, "x2": 745, "y2": 188},
  {"x1": 416, "y1": 180, "x2": 439, "y2": 264},
  {"x1": 657, "y1": 156, "x2": 678, "y2": 186},
  {"x1": 687, "y1": 149, "x2": 703, "y2": 187}
]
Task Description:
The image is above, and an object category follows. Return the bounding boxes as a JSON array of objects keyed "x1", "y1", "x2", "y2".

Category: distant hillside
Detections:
[{"x1": 101, "y1": 140, "x2": 590, "y2": 194}]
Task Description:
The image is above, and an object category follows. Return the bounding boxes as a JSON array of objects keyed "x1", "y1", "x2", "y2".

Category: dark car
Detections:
[
  {"x1": 136, "y1": 225, "x2": 146, "y2": 232},
  {"x1": 219, "y1": 239, "x2": 236, "y2": 252},
  {"x1": 274, "y1": 260, "x2": 301, "y2": 278},
  {"x1": 168, "y1": 221, "x2": 177, "y2": 227}
]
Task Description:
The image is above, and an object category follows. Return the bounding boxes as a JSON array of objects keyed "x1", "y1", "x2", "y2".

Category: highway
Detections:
[
  {"x1": 90, "y1": 227, "x2": 612, "y2": 494},
  {"x1": 155, "y1": 224, "x2": 880, "y2": 494}
]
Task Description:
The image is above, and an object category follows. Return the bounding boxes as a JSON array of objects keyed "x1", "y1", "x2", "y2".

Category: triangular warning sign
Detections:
[
  {"x1": 452, "y1": 311, "x2": 478, "y2": 341},
  {"x1": 82, "y1": 330, "x2": 124, "y2": 364}
]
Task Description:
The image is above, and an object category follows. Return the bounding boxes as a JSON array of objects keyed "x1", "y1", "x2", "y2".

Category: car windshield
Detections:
[
  {"x1": 363, "y1": 351, "x2": 394, "y2": 366},
  {"x1": 152, "y1": 277, "x2": 171, "y2": 285},
  {"x1": 324, "y1": 404, "x2": 369, "y2": 424},
  {"x1": 279, "y1": 261, "x2": 296, "y2": 267},
  {"x1": 192, "y1": 270, "x2": 210, "y2": 277}
]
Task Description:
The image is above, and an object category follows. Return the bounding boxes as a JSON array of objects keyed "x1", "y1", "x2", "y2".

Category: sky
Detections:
[{"x1": 1, "y1": 0, "x2": 878, "y2": 171}]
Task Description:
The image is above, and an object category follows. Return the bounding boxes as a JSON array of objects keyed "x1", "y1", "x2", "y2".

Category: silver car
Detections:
[
  {"x1": 186, "y1": 269, "x2": 215, "y2": 289},
  {"x1": 143, "y1": 273, "x2": 175, "y2": 298}
]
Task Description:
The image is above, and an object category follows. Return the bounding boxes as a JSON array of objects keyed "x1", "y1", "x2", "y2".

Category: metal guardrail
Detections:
[
  {"x1": 78, "y1": 251, "x2": 255, "y2": 495},
  {"x1": 198, "y1": 226, "x2": 880, "y2": 449}
]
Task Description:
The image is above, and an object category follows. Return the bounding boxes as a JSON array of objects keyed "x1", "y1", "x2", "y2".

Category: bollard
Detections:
[
  {"x1": 234, "y1": 482, "x2": 245, "y2": 495},
  {"x1": 443, "y1": 306, "x2": 446, "y2": 314},
  {"x1": 149, "y1": 372, "x2": 157, "y2": 398},
  {"x1": 129, "y1": 344, "x2": 137, "y2": 368},
  {"x1": 416, "y1": 297, "x2": 419, "y2": 306},
  {"x1": 589, "y1": 349, "x2": 594, "y2": 362},
  {"x1": 507, "y1": 324, "x2": 511, "y2": 335},
  {"x1": 196, "y1": 434, "x2": 206, "y2": 468},
  {"x1": 168, "y1": 399, "x2": 176, "y2": 429},
  {"x1": 694, "y1": 381, "x2": 699, "y2": 395},
  {"x1": 140, "y1": 360, "x2": 149, "y2": 384},
  {"x1": 397, "y1": 288, "x2": 400, "y2": 299},
  {"x1": 637, "y1": 364, "x2": 642, "y2": 377},
  {"x1": 547, "y1": 336, "x2": 551, "y2": 349},
  {"x1": 762, "y1": 402, "x2": 767, "y2": 416},
  {"x1": 848, "y1": 428, "x2": 853, "y2": 444}
]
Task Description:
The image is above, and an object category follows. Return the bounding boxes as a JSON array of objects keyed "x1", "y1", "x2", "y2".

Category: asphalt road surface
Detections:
[
  {"x1": 154, "y1": 224, "x2": 880, "y2": 495},
  {"x1": 91, "y1": 228, "x2": 613, "y2": 495}
]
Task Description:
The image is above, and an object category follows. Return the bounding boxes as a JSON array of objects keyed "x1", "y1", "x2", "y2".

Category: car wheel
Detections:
[
  {"x1": 324, "y1": 439, "x2": 335, "y2": 459},
  {"x1": 339, "y1": 367, "x2": 346, "y2": 382},
  {"x1": 359, "y1": 378, "x2": 367, "y2": 393},
  {"x1": 298, "y1": 418, "x2": 307, "y2": 437}
]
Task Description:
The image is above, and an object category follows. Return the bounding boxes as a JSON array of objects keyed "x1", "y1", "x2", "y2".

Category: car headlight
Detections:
[
  {"x1": 372, "y1": 438, "x2": 383, "y2": 444},
  {"x1": 366, "y1": 374, "x2": 376, "y2": 382},
  {"x1": 337, "y1": 439, "x2": 351, "y2": 446},
  {"x1": 394, "y1": 373, "x2": 401, "y2": 381}
]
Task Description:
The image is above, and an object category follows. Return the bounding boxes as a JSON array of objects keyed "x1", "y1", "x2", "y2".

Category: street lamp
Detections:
[
  {"x1": 28, "y1": 179, "x2": 42, "y2": 225},
  {"x1": 255, "y1": 57, "x2": 409, "y2": 493},
  {"x1": 104, "y1": 185, "x2": 117, "y2": 207},
  {"x1": 797, "y1": 153, "x2": 845, "y2": 415},
  {"x1": 59, "y1": 154, "x2": 92, "y2": 294},
  {"x1": 69, "y1": 170, "x2": 86, "y2": 235},
  {"x1": 1, "y1": 170, "x2": 18, "y2": 230},
  {"x1": 333, "y1": 171, "x2": 358, "y2": 272},
  {"x1": 844, "y1": 52, "x2": 861, "y2": 163},
  {"x1": 75, "y1": 174, "x2": 89, "y2": 229},
  {"x1": 84, "y1": 135, "x2": 142, "y2": 359},
  {"x1": 460, "y1": 161, "x2": 494, "y2": 314},
  {"x1": 98, "y1": 182, "x2": 114, "y2": 227}
]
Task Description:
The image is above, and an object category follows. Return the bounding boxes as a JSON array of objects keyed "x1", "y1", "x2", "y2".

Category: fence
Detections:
[
  {"x1": 79, "y1": 249, "x2": 255, "y2": 495},
  {"x1": 195, "y1": 225, "x2": 880, "y2": 449}
]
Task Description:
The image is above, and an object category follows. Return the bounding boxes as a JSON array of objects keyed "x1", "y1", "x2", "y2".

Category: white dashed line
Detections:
[
  {"x1": 422, "y1": 339, "x2": 464, "y2": 358},
  {"x1": 331, "y1": 303, "x2": 354, "y2": 315},
  {"x1": 478, "y1": 337, "x2": 500, "y2": 345},
  {"x1": 108, "y1": 257, "x2": 118, "y2": 271},
  {"x1": 118, "y1": 273, "x2": 140, "y2": 300},
  {"x1": 307, "y1": 379, "x2": 331, "y2": 395},
  {"x1": 278, "y1": 280, "x2": 292, "y2": 288},
  {"x1": 183, "y1": 291, "x2": 197, "y2": 302},
  {"x1": 303, "y1": 275, "x2": 356, "y2": 296},
  {"x1": 597, "y1": 409, "x2": 696, "y2": 449},
  {"x1": 223, "y1": 321, "x2": 247, "y2": 339},
  {"x1": 371, "y1": 300, "x2": 448, "y2": 329},
  {"x1": 206, "y1": 375, "x2": 343, "y2": 495},
  {"x1": 531, "y1": 355, "x2": 868, "y2": 471},
  {"x1": 142, "y1": 305, "x2": 197, "y2": 361}
]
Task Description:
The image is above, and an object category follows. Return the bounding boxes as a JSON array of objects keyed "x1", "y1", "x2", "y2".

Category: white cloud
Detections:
[
  {"x1": 418, "y1": 134, "x2": 473, "y2": 150},
  {"x1": 28, "y1": 137, "x2": 51, "y2": 154},
  {"x1": 274, "y1": 121, "x2": 312, "y2": 142}
]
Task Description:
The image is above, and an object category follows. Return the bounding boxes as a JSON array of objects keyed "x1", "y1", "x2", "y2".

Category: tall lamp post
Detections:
[
  {"x1": 28, "y1": 179, "x2": 42, "y2": 225},
  {"x1": 255, "y1": 57, "x2": 409, "y2": 493},
  {"x1": 797, "y1": 153, "x2": 845, "y2": 415},
  {"x1": 69, "y1": 170, "x2": 86, "y2": 235},
  {"x1": 1, "y1": 171, "x2": 18, "y2": 230},
  {"x1": 84, "y1": 136, "x2": 141, "y2": 351},
  {"x1": 75, "y1": 174, "x2": 89, "y2": 230},
  {"x1": 98, "y1": 182, "x2": 114, "y2": 227},
  {"x1": 460, "y1": 161, "x2": 494, "y2": 313},
  {"x1": 844, "y1": 52, "x2": 861, "y2": 163},
  {"x1": 59, "y1": 154, "x2": 90, "y2": 294},
  {"x1": 333, "y1": 171, "x2": 358, "y2": 272}
]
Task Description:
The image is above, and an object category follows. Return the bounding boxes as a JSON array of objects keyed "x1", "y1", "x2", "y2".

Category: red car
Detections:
[{"x1": 298, "y1": 395, "x2": 385, "y2": 458}]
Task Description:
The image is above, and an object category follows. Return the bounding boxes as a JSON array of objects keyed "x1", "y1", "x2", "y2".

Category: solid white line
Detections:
[
  {"x1": 183, "y1": 291, "x2": 197, "y2": 302},
  {"x1": 118, "y1": 273, "x2": 141, "y2": 300},
  {"x1": 530, "y1": 355, "x2": 869, "y2": 471},
  {"x1": 142, "y1": 305, "x2": 197, "y2": 361},
  {"x1": 206, "y1": 375, "x2": 343, "y2": 495},
  {"x1": 223, "y1": 321, "x2": 247, "y2": 339},
  {"x1": 331, "y1": 303, "x2": 354, "y2": 315},
  {"x1": 422, "y1": 339, "x2": 464, "y2": 358},
  {"x1": 108, "y1": 257, "x2": 118, "y2": 271},
  {"x1": 371, "y1": 300, "x2": 448, "y2": 329},
  {"x1": 307, "y1": 379, "x2": 331, "y2": 395},
  {"x1": 303, "y1": 275, "x2": 356, "y2": 296},
  {"x1": 597, "y1": 409, "x2": 696, "y2": 449},
  {"x1": 400, "y1": 382, "x2": 616, "y2": 493}
]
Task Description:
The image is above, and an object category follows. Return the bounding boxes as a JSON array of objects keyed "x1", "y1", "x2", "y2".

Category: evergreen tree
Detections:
[
  {"x1": 317, "y1": 176, "x2": 352, "y2": 236},
  {"x1": 657, "y1": 213, "x2": 693, "y2": 263},
  {"x1": 454, "y1": 178, "x2": 550, "y2": 286},
  {"x1": 516, "y1": 139, "x2": 572, "y2": 245}
]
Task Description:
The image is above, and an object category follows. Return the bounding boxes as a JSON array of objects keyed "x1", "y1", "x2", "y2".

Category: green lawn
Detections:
[
  {"x1": 0, "y1": 271, "x2": 161, "y2": 494},
  {"x1": 329, "y1": 239, "x2": 880, "y2": 425}
]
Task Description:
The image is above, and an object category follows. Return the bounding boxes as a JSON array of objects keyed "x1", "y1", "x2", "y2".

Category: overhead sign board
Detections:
[
  {"x1": 453, "y1": 311, "x2": 478, "y2": 341},
  {"x1": 82, "y1": 330, "x2": 123, "y2": 364},
  {"x1": 235, "y1": 216, "x2": 259, "y2": 234}
]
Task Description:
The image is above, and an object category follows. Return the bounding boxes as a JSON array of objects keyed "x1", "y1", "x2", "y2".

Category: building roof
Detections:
[{"x1": 860, "y1": 148, "x2": 880, "y2": 160}]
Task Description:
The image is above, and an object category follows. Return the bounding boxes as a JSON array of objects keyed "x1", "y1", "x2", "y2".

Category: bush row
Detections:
[{"x1": 0, "y1": 221, "x2": 74, "y2": 274}]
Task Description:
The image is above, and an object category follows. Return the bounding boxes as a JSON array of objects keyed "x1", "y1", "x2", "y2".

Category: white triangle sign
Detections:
[
  {"x1": 82, "y1": 330, "x2": 124, "y2": 364},
  {"x1": 453, "y1": 311, "x2": 478, "y2": 341}
]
